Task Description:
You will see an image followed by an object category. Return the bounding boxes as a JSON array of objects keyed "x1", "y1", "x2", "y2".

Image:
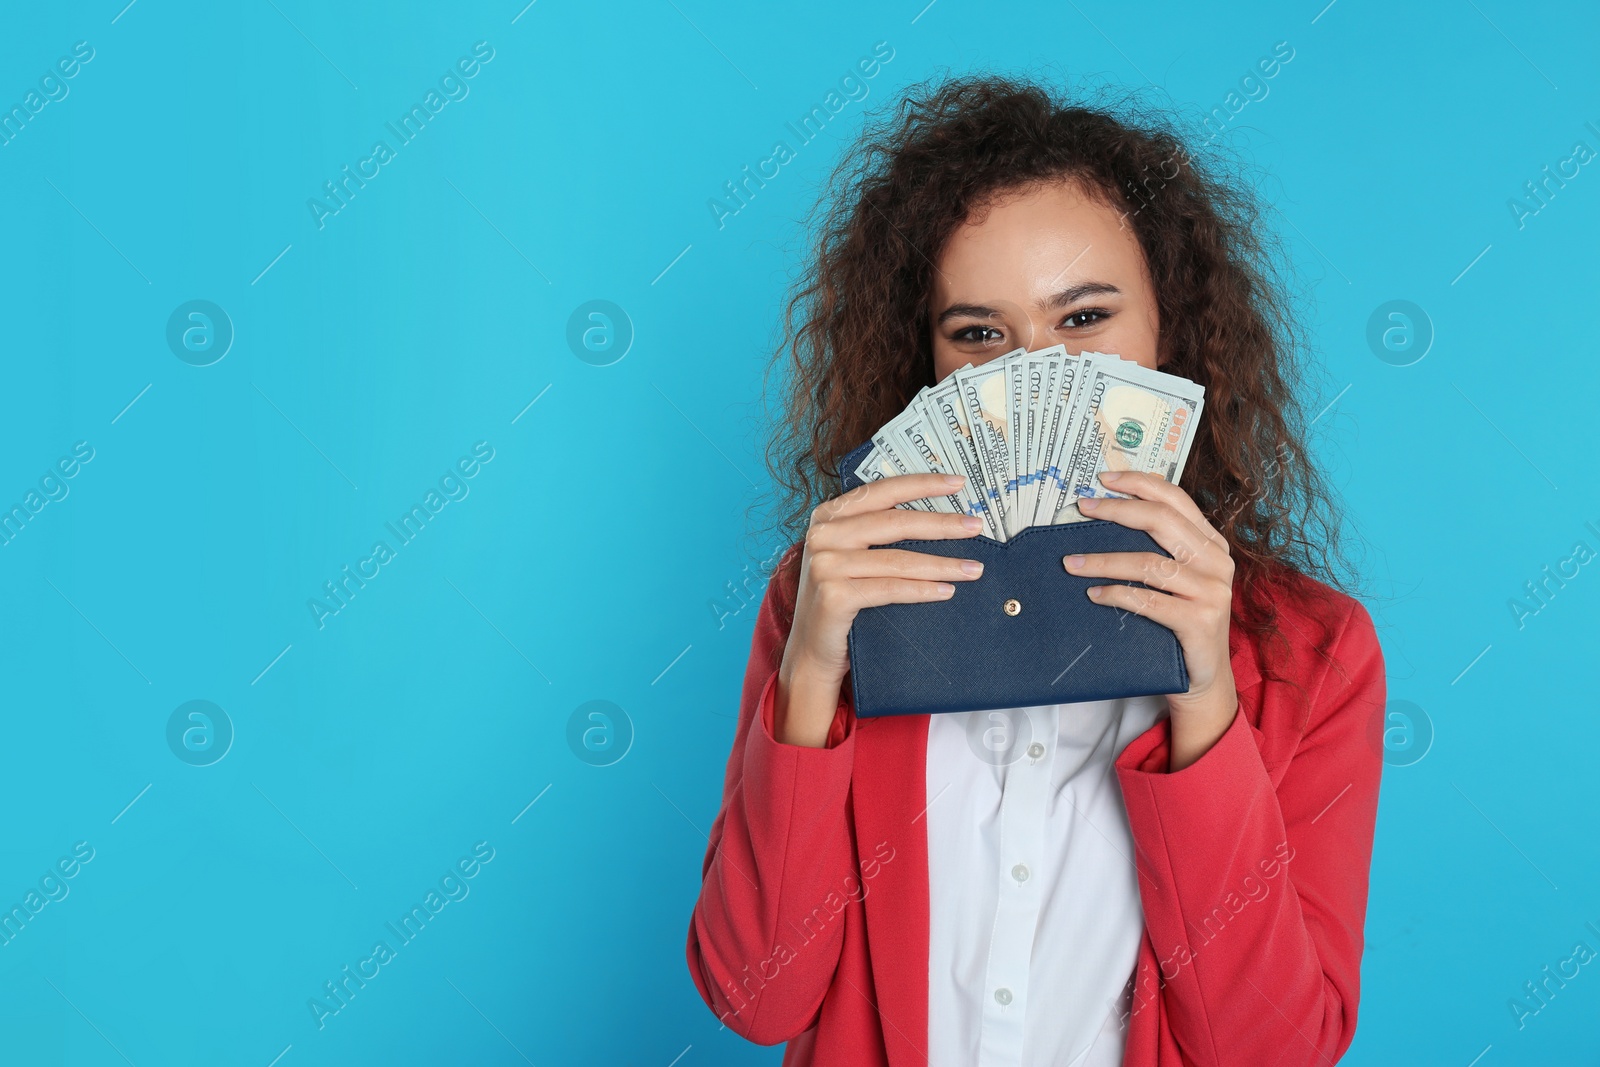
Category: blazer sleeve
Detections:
[
  {"x1": 1113, "y1": 597, "x2": 1385, "y2": 1067},
  {"x1": 685, "y1": 545, "x2": 860, "y2": 1045}
]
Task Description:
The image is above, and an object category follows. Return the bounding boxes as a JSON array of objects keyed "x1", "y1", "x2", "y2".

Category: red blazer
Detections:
[{"x1": 686, "y1": 544, "x2": 1385, "y2": 1066}]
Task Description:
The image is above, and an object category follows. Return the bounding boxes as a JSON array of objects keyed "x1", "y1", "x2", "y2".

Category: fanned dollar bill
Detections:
[
  {"x1": 874, "y1": 400, "x2": 966, "y2": 516},
  {"x1": 850, "y1": 347, "x2": 1205, "y2": 542},
  {"x1": 952, "y1": 356, "x2": 1021, "y2": 538},
  {"x1": 1049, "y1": 353, "x2": 1204, "y2": 524},
  {"x1": 923, "y1": 373, "x2": 1002, "y2": 539}
]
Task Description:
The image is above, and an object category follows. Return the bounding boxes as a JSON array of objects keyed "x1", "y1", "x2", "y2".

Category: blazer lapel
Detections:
[{"x1": 852, "y1": 710, "x2": 932, "y2": 1067}]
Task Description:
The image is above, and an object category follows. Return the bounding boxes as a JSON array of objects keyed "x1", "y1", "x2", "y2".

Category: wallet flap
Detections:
[{"x1": 845, "y1": 520, "x2": 1190, "y2": 717}]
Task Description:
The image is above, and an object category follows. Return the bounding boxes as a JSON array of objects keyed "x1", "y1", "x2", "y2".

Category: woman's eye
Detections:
[
  {"x1": 1063, "y1": 308, "x2": 1109, "y2": 329},
  {"x1": 952, "y1": 325, "x2": 1006, "y2": 344}
]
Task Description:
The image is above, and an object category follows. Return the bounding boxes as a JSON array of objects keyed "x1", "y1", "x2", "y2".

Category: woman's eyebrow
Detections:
[
  {"x1": 936, "y1": 282, "x2": 1123, "y2": 324},
  {"x1": 1040, "y1": 281, "x2": 1121, "y2": 309},
  {"x1": 935, "y1": 302, "x2": 1004, "y2": 324}
]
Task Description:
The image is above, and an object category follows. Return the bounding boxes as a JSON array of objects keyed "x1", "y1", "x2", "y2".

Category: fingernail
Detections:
[
  {"x1": 935, "y1": 582, "x2": 956, "y2": 597},
  {"x1": 943, "y1": 474, "x2": 965, "y2": 487},
  {"x1": 961, "y1": 515, "x2": 984, "y2": 531},
  {"x1": 1087, "y1": 586, "x2": 1103, "y2": 599},
  {"x1": 1100, "y1": 471, "x2": 1122, "y2": 484},
  {"x1": 1079, "y1": 497, "x2": 1100, "y2": 511},
  {"x1": 960, "y1": 559, "x2": 984, "y2": 576},
  {"x1": 1064, "y1": 555, "x2": 1085, "y2": 570}
]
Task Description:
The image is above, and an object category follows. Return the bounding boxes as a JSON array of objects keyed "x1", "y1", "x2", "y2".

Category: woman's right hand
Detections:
[{"x1": 773, "y1": 472, "x2": 986, "y2": 747}]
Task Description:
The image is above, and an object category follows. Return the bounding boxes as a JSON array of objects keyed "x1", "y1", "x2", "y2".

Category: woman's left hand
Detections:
[{"x1": 1064, "y1": 470, "x2": 1238, "y2": 771}]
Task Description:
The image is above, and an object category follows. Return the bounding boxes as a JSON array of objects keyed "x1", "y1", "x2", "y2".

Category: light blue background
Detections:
[{"x1": 0, "y1": 1, "x2": 1596, "y2": 1064}]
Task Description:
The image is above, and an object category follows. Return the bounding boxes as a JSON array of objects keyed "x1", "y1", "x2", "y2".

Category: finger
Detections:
[
  {"x1": 1095, "y1": 471, "x2": 1228, "y2": 551},
  {"x1": 812, "y1": 505, "x2": 983, "y2": 552},
  {"x1": 1063, "y1": 550, "x2": 1204, "y2": 595},
  {"x1": 814, "y1": 546, "x2": 984, "y2": 584},
  {"x1": 816, "y1": 575, "x2": 958, "y2": 614},
  {"x1": 1074, "y1": 495, "x2": 1210, "y2": 566},
  {"x1": 1083, "y1": 581, "x2": 1189, "y2": 633},
  {"x1": 816, "y1": 472, "x2": 967, "y2": 524}
]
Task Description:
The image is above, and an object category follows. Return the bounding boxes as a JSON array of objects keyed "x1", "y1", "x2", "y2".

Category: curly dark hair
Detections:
[{"x1": 751, "y1": 72, "x2": 1355, "y2": 670}]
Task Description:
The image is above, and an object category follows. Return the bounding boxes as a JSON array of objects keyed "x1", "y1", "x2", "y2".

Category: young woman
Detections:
[{"x1": 686, "y1": 75, "x2": 1385, "y2": 1067}]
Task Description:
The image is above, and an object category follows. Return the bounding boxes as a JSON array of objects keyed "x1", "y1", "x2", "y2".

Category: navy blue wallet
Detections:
[{"x1": 839, "y1": 438, "x2": 1190, "y2": 718}]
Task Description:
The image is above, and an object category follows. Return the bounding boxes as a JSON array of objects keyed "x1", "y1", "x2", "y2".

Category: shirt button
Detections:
[
  {"x1": 1012, "y1": 863, "x2": 1030, "y2": 883},
  {"x1": 994, "y1": 987, "x2": 1013, "y2": 1006},
  {"x1": 1027, "y1": 742, "x2": 1045, "y2": 759}
]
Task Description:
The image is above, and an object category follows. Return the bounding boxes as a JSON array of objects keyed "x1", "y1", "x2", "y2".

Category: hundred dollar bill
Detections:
[
  {"x1": 924, "y1": 375, "x2": 1001, "y2": 540},
  {"x1": 979, "y1": 347, "x2": 1028, "y2": 536},
  {"x1": 1024, "y1": 354, "x2": 1055, "y2": 527},
  {"x1": 852, "y1": 422, "x2": 942, "y2": 512},
  {"x1": 1005, "y1": 350, "x2": 1038, "y2": 531},
  {"x1": 850, "y1": 445, "x2": 930, "y2": 511},
  {"x1": 900, "y1": 401, "x2": 995, "y2": 522},
  {"x1": 1050, "y1": 352, "x2": 1205, "y2": 523},
  {"x1": 866, "y1": 408, "x2": 922, "y2": 483},
  {"x1": 875, "y1": 399, "x2": 969, "y2": 516},
  {"x1": 952, "y1": 359, "x2": 1019, "y2": 537},
  {"x1": 1029, "y1": 346, "x2": 1088, "y2": 525}
]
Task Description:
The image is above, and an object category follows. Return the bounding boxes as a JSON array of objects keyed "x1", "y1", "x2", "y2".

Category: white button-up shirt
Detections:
[{"x1": 925, "y1": 696, "x2": 1168, "y2": 1066}]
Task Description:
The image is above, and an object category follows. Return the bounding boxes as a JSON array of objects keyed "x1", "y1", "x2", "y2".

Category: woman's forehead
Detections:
[{"x1": 931, "y1": 182, "x2": 1150, "y2": 303}]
